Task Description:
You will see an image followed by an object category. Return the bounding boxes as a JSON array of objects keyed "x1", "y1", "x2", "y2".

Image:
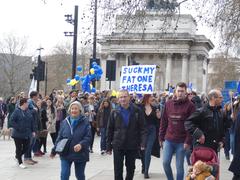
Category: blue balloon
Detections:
[
  {"x1": 74, "y1": 75, "x2": 80, "y2": 81},
  {"x1": 89, "y1": 74, "x2": 96, "y2": 80},
  {"x1": 77, "y1": 66, "x2": 82, "y2": 72},
  {"x1": 66, "y1": 78, "x2": 71, "y2": 83},
  {"x1": 91, "y1": 87, "x2": 96, "y2": 93},
  {"x1": 92, "y1": 62, "x2": 97, "y2": 67},
  {"x1": 80, "y1": 77, "x2": 85, "y2": 81}
]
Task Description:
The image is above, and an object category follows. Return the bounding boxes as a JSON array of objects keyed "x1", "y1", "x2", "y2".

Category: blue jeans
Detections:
[
  {"x1": 230, "y1": 131, "x2": 235, "y2": 155},
  {"x1": 100, "y1": 128, "x2": 107, "y2": 151},
  {"x1": 225, "y1": 129, "x2": 235, "y2": 156},
  {"x1": 144, "y1": 126, "x2": 156, "y2": 174},
  {"x1": 162, "y1": 140, "x2": 185, "y2": 180},
  {"x1": 24, "y1": 136, "x2": 36, "y2": 160},
  {"x1": 60, "y1": 158, "x2": 86, "y2": 180}
]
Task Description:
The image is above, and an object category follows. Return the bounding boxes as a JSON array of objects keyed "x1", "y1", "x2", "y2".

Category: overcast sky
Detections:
[{"x1": 0, "y1": 0, "x2": 217, "y2": 56}]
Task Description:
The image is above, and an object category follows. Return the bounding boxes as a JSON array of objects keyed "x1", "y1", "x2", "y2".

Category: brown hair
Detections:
[
  {"x1": 19, "y1": 98, "x2": 28, "y2": 106},
  {"x1": 142, "y1": 94, "x2": 152, "y2": 105},
  {"x1": 176, "y1": 82, "x2": 187, "y2": 90}
]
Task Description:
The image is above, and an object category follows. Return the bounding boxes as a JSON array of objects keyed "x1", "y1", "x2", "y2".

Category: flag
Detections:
[
  {"x1": 169, "y1": 86, "x2": 174, "y2": 95},
  {"x1": 237, "y1": 81, "x2": 240, "y2": 94},
  {"x1": 188, "y1": 82, "x2": 193, "y2": 91},
  {"x1": 28, "y1": 77, "x2": 37, "y2": 97}
]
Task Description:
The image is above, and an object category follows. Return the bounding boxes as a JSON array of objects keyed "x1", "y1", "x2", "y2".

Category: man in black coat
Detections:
[
  {"x1": 106, "y1": 89, "x2": 147, "y2": 180},
  {"x1": 185, "y1": 89, "x2": 228, "y2": 153},
  {"x1": 229, "y1": 100, "x2": 240, "y2": 180}
]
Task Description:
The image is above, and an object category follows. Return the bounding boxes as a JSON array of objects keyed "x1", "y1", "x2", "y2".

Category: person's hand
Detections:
[
  {"x1": 197, "y1": 134, "x2": 205, "y2": 144},
  {"x1": 106, "y1": 150, "x2": 112, "y2": 155},
  {"x1": 32, "y1": 132, "x2": 36, "y2": 137},
  {"x1": 74, "y1": 144, "x2": 82, "y2": 152},
  {"x1": 219, "y1": 141, "x2": 224, "y2": 149},
  {"x1": 159, "y1": 140, "x2": 164, "y2": 149},
  {"x1": 156, "y1": 109, "x2": 161, "y2": 119},
  {"x1": 184, "y1": 143, "x2": 190, "y2": 150},
  {"x1": 96, "y1": 128, "x2": 100, "y2": 132},
  {"x1": 140, "y1": 146, "x2": 145, "y2": 151}
]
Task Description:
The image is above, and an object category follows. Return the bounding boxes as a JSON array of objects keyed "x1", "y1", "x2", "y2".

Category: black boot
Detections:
[{"x1": 144, "y1": 173, "x2": 149, "y2": 179}]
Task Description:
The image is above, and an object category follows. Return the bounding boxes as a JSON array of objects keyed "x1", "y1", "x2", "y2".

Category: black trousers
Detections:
[
  {"x1": 13, "y1": 137, "x2": 30, "y2": 164},
  {"x1": 50, "y1": 133, "x2": 57, "y2": 145},
  {"x1": 113, "y1": 149, "x2": 138, "y2": 180},
  {"x1": 90, "y1": 122, "x2": 96, "y2": 151}
]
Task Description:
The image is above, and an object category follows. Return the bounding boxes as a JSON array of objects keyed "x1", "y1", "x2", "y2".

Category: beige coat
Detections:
[{"x1": 46, "y1": 108, "x2": 56, "y2": 133}]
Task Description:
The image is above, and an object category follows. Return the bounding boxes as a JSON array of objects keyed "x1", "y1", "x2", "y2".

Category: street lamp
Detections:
[{"x1": 64, "y1": 6, "x2": 78, "y2": 90}]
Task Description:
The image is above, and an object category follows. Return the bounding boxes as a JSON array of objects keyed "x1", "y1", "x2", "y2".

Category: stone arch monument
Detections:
[{"x1": 99, "y1": 1, "x2": 214, "y2": 93}]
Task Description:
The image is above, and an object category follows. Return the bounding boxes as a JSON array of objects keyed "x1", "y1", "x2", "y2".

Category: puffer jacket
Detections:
[
  {"x1": 10, "y1": 107, "x2": 35, "y2": 139},
  {"x1": 53, "y1": 115, "x2": 91, "y2": 162},
  {"x1": 106, "y1": 103, "x2": 147, "y2": 151}
]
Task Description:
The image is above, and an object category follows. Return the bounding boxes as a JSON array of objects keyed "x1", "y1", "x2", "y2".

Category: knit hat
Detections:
[{"x1": 68, "y1": 101, "x2": 84, "y2": 114}]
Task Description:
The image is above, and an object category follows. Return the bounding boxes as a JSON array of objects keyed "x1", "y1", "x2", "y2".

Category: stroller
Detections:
[{"x1": 190, "y1": 146, "x2": 220, "y2": 180}]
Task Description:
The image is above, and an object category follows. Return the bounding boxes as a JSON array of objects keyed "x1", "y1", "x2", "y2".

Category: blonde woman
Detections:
[{"x1": 51, "y1": 101, "x2": 91, "y2": 180}]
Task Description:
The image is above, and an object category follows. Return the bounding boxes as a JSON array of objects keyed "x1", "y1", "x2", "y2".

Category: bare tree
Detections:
[
  {"x1": 208, "y1": 54, "x2": 240, "y2": 90},
  {"x1": 191, "y1": 0, "x2": 240, "y2": 55},
  {"x1": 0, "y1": 34, "x2": 31, "y2": 97}
]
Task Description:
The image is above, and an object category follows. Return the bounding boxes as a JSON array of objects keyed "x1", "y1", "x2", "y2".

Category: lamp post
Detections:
[
  {"x1": 36, "y1": 47, "x2": 44, "y2": 92},
  {"x1": 64, "y1": 5, "x2": 78, "y2": 89},
  {"x1": 92, "y1": 0, "x2": 97, "y2": 88}
]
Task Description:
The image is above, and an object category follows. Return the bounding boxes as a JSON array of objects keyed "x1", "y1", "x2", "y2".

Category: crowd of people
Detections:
[{"x1": 0, "y1": 82, "x2": 240, "y2": 180}]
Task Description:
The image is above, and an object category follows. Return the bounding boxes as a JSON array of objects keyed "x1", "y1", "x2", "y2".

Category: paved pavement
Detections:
[{"x1": 0, "y1": 135, "x2": 233, "y2": 180}]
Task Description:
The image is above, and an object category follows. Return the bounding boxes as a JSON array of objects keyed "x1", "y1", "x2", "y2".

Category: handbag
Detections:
[
  {"x1": 55, "y1": 138, "x2": 71, "y2": 155},
  {"x1": 37, "y1": 130, "x2": 48, "y2": 138}
]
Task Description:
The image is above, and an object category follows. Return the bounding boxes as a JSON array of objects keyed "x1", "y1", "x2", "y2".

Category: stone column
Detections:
[
  {"x1": 125, "y1": 53, "x2": 131, "y2": 66},
  {"x1": 165, "y1": 54, "x2": 172, "y2": 89},
  {"x1": 202, "y1": 57, "x2": 208, "y2": 94},
  {"x1": 100, "y1": 54, "x2": 107, "y2": 91},
  {"x1": 181, "y1": 54, "x2": 189, "y2": 83},
  {"x1": 189, "y1": 54, "x2": 198, "y2": 91}
]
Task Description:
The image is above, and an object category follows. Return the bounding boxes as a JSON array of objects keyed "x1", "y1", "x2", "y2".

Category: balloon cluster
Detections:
[{"x1": 66, "y1": 62, "x2": 103, "y2": 93}]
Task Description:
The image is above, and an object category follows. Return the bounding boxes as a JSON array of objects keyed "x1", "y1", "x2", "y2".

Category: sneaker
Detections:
[
  {"x1": 24, "y1": 160, "x2": 35, "y2": 165},
  {"x1": 30, "y1": 159, "x2": 38, "y2": 164},
  {"x1": 34, "y1": 152, "x2": 43, "y2": 157},
  {"x1": 101, "y1": 150, "x2": 106, "y2": 155},
  {"x1": 39, "y1": 151, "x2": 45, "y2": 155},
  {"x1": 19, "y1": 163, "x2": 27, "y2": 169},
  {"x1": 230, "y1": 154, "x2": 234, "y2": 162}
]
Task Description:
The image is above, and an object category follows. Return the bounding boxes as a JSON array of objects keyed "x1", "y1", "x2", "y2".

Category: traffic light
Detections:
[
  {"x1": 106, "y1": 60, "x2": 116, "y2": 81},
  {"x1": 37, "y1": 59, "x2": 45, "y2": 81},
  {"x1": 31, "y1": 56, "x2": 45, "y2": 81}
]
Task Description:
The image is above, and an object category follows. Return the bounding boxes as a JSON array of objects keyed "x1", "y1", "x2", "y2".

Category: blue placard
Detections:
[
  {"x1": 222, "y1": 89, "x2": 231, "y2": 105},
  {"x1": 225, "y1": 81, "x2": 238, "y2": 90}
]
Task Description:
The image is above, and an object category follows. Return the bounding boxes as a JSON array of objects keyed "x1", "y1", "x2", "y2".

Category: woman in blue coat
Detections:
[
  {"x1": 51, "y1": 101, "x2": 91, "y2": 180},
  {"x1": 10, "y1": 98, "x2": 35, "y2": 169}
]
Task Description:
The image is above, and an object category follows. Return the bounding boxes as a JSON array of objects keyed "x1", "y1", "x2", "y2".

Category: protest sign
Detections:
[{"x1": 120, "y1": 65, "x2": 156, "y2": 94}]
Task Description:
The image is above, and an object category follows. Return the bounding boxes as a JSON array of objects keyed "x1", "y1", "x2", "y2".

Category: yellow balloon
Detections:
[
  {"x1": 112, "y1": 90, "x2": 117, "y2": 97},
  {"x1": 69, "y1": 80, "x2": 75, "y2": 86},
  {"x1": 90, "y1": 68, "x2": 95, "y2": 74},
  {"x1": 72, "y1": 79, "x2": 78, "y2": 86},
  {"x1": 69, "y1": 79, "x2": 78, "y2": 86}
]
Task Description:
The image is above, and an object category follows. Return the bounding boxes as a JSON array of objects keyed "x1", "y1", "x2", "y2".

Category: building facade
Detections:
[{"x1": 99, "y1": 11, "x2": 214, "y2": 93}]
